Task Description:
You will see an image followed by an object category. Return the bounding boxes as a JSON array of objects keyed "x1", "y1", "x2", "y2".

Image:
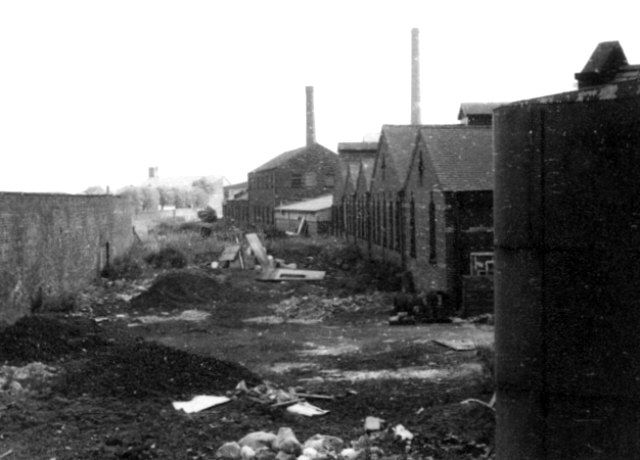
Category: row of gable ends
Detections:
[{"x1": 361, "y1": 123, "x2": 494, "y2": 196}]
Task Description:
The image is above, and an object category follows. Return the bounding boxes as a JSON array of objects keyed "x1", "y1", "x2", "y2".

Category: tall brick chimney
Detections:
[
  {"x1": 148, "y1": 167, "x2": 158, "y2": 179},
  {"x1": 306, "y1": 86, "x2": 316, "y2": 146},
  {"x1": 411, "y1": 28, "x2": 421, "y2": 125}
]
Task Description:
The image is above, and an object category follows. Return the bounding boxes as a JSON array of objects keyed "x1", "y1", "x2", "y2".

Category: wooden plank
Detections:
[
  {"x1": 257, "y1": 268, "x2": 326, "y2": 281},
  {"x1": 218, "y1": 244, "x2": 240, "y2": 262},
  {"x1": 245, "y1": 233, "x2": 272, "y2": 268}
]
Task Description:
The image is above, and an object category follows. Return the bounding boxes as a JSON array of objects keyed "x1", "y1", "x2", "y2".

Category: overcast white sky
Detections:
[{"x1": 1, "y1": 0, "x2": 639, "y2": 194}]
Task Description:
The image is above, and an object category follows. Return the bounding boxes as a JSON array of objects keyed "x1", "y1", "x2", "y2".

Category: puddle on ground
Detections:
[
  {"x1": 317, "y1": 362, "x2": 484, "y2": 382},
  {"x1": 128, "y1": 309, "x2": 211, "y2": 326}
]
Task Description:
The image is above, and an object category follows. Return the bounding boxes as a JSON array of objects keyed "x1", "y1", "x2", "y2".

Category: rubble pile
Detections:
[
  {"x1": 0, "y1": 362, "x2": 57, "y2": 395},
  {"x1": 265, "y1": 293, "x2": 388, "y2": 323},
  {"x1": 54, "y1": 340, "x2": 261, "y2": 399},
  {"x1": 130, "y1": 269, "x2": 226, "y2": 310},
  {"x1": 216, "y1": 422, "x2": 416, "y2": 460}
]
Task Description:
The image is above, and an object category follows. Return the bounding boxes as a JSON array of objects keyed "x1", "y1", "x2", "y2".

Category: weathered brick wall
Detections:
[{"x1": 0, "y1": 193, "x2": 134, "y2": 324}]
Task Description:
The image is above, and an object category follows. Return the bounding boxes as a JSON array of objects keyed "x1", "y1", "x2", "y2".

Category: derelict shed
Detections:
[
  {"x1": 494, "y1": 41, "x2": 640, "y2": 459},
  {"x1": 402, "y1": 124, "x2": 494, "y2": 314},
  {"x1": 274, "y1": 194, "x2": 333, "y2": 236}
]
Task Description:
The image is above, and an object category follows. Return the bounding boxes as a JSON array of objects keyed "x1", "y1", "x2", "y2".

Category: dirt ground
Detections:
[{"x1": 0, "y1": 238, "x2": 495, "y2": 460}]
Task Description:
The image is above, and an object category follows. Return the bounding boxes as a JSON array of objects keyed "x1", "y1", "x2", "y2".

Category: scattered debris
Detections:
[
  {"x1": 234, "y1": 380, "x2": 333, "y2": 408},
  {"x1": 286, "y1": 401, "x2": 329, "y2": 417},
  {"x1": 461, "y1": 392, "x2": 496, "y2": 412},
  {"x1": 364, "y1": 416, "x2": 385, "y2": 433},
  {"x1": 172, "y1": 395, "x2": 231, "y2": 413},
  {"x1": 433, "y1": 339, "x2": 477, "y2": 351},
  {"x1": 393, "y1": 424, "x2": 414, "y2": 442}
]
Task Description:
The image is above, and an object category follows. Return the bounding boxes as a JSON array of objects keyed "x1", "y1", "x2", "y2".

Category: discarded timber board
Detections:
[
  {"x1": 218, "y1": 244, "x2": 241, "y2": 263},
  {"x1": 245, "y1": 233, "x2": 273, "y2": 268},
  {"x1": 433, "y1": 338, "x2": 476, "y2": 351},
  {"x1": 257, "y1": 268, "x2": 326, "y2": 281}
]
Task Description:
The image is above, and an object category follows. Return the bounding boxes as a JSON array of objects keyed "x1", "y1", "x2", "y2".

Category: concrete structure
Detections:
[
  {"x1": 494, "y1": 41, "x2": 640, "y2": 459},
  {"x1": 247, "y1": 87, "x2": 339, "y2": 228},
  {"x1": 0, "y1": 193, "x2": 134, "y2": 324},
  {"x1": 274, "y1": 194, "x2": 333, "y2": 236},
  {"x1": 411, "y1": 28, "x2": 421, "y2": 124}
]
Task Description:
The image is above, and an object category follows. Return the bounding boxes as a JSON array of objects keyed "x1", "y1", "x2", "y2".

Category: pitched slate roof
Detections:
[
  {"x1": 275, "y1": 194, "x2": 333, "y2": 212},
  {"x1": 251, "y1": 143, "x2": 336, "y2": 173},
  {"x1": 380, "y1": 125, "x2": 421, "y2": 185},
  {"x1": 418, "y1": 125, "x2": 493, "y2": 191}
]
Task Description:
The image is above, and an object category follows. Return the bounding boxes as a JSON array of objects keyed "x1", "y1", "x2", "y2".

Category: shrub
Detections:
[{"x1": 101, "y1": 251, "x2": 144, "y2": 280}]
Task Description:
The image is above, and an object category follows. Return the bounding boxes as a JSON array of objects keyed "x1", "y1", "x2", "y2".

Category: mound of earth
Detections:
[
  {"x1": 130, "y1": 269, "x2": 225, "y2": 310},
  {"x1": 0, "y1": 315, "x2": 107, "y2": 365},
  {"x1": 54, "y1": 340, "x2": 260, "y2": 399}
]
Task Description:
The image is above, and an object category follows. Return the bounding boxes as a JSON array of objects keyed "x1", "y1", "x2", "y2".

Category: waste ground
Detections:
[{"x1": 0, "y1": 242, "x2": 495, "y2": 460}]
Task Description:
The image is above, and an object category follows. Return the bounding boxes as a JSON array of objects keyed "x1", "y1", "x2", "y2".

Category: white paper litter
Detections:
[
  {"x1": 286, "y1": 401, "x2": 329, "y2": 417},
  {"x1": 392, "y1": 424, "x2": 414, "y2": 441},
  {"x1": 172, "y1": 395, "x2": 230, "y2": 413}
]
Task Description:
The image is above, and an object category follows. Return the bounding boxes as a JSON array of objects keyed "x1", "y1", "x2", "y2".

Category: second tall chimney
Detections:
[
  {"x1": 306, "y1": 86, "x2": 316, "y2": 146},
  {"x1": 411, "y1": 28, "x2": 421, "y2": 125}
]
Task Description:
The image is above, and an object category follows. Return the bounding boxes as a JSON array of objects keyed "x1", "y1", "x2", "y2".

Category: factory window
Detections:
[
  {"x1": 291, "y1": 173, "x2": 303, "y2": 188},
  {"x1": 304, "y1": 172, "x2": 317, "y2": 187}
]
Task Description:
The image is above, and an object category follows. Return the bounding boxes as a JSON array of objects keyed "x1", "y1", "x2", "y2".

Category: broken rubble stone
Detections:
[
  {"x1": 254, "y1": 448, "x2": 276, "y2": 460},
  {"x1": 303, "y1": 435, "x2": 344, "y2": 455},
  {"x1": 275, "y1": 427, "x2": 302, "y2": 455},
  {"x1": 238, "y1": 432, "x2": 278, "y2": 451},
  {"x1": 339, "y1": 448, "x2": 361, "y2": 460},
  {"x1": 241, "y1": 445, "x2": 256, "y2": 460},
  {"x1": 274, "y1": 451, "x2": 296, "y2": 460},
  {"x1": 301, "y1": 447, "x2": 318, "y2": 460},
  {"x1": 217, "y1": 442, "x2": 242, "y2": 459}
]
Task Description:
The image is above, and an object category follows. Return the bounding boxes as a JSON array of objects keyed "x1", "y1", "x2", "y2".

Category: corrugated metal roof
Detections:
[
  {"x1": 251, "y1": 143, "x2": 336, "y2": 173},
  {"x1": 275, "y1": 194, "x2": 333, "y2": 212},
  {"x1": 419, "y1": 125, "x2": 494, "y2": 191}
]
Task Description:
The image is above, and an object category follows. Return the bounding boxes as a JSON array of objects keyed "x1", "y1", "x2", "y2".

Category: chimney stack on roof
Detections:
[
  {"x1": 411, "y1": 28, "x2": 421, "y2": 125},
  {"x1": 306, "y1": 86, "x2": 316, "y2": 146}
]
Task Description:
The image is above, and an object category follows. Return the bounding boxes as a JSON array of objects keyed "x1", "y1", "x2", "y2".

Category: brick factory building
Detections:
[{"x1": 246, "y1": 87, "x2": 339, "y2": 228}]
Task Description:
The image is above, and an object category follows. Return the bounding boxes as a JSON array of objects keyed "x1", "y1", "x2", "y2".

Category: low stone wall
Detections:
[{"x1": 0, "y1": 193, "x2": 134, "y2": 324}]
